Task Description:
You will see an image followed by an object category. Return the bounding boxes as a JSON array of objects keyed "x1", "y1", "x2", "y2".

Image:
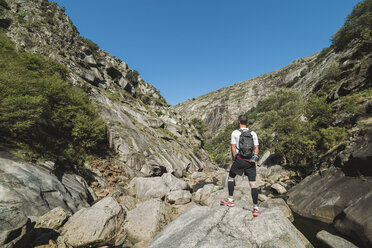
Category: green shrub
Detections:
[
  {"x1": 305, "y1": 95, "x2": 334, "y2": 128},
  {"x1": 125, "y1": 69, "x2": 139, "y2": 85},
  {"x1": 80, "y1": 37, "x2": 99, "y2": 51},
  {"x1": 275, "y1": 133, "x2": 317, "y2": 169},
  {"x1": 300, "y1": 68, "x2": 308, "y2": 77},
  {"x1": 0, "y1": 30, "x2": 107, "y2": 166},
  {"x1": 322, "y1": 61, "x2": 341, "y2": 81},
  {"x1": 331, "y1": 0, "x2": 372, "y2": 51},
  {"x1": 204, "y1": 122, "x2": 235, "y2": 161},
  {"x1": 191, "y1": 118, "x2": 208, "y2": 136},
  {"x1": 320, "y1": 126, "x2": 347, "y2": 150},
  {"x1": 0, "y1": 0, "x2": 9, "y2": 9},
  {"x1": 316, "y1": 47, "x2": 332, "y2": 62},
  {"x1": 286, "y1": 76, "x2": 299, "y2": 88}
]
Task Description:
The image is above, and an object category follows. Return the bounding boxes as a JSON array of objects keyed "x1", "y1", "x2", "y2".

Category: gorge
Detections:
[{"x1": 0, "y1": 0, "x2": 371, "y2": 247}]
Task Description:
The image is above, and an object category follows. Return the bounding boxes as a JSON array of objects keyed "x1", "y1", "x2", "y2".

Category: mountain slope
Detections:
[
  {"x1": 173, "y1": 54, "x2": 320, "y2": 133},
  {"x1": 0, "y1": 0, "x2": 215, "y2": 176}
]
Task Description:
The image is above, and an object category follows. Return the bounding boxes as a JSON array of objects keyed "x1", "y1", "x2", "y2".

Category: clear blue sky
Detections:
[{"x1": 54, "y1": 0, "x2": 361, "y2": 105}]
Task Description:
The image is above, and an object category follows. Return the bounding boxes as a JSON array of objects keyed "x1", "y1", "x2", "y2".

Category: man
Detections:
[{"x1": 220, "y1": 114, "x2": 260, "y2": 217}]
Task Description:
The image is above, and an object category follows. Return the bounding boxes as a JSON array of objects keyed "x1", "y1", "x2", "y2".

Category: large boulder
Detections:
[
  {"x1": 193, "y1": 183, "x2": 253, "y2": 208},
  {"x1": 148, "y1": 205, "x2": 312, "y2": 248},
  {"x1": 166, "y1": 190, "x2": 192, "y2": 205},
  {"x1": 129, "y1": 173, "x2": 190, "y2": 201},
  {"x1": 35, "y1": 207, "x2": 72, "y2": 231},
  {"x1": 0, "y1": 206, "x2": 32, "y2": 248},
  {"x1": 58, "y1": 196, "x2": 125, "y2": 247},
  {"x1": 271, "y1": 183, "x2": 287, "y2": 194},
  {"x1": 259, "y1": 198, "x2": 293, "y2": 222},
  {"x1": 316, "y1": 230, "x2": 358, "y2": 248},
  {"x1": 0, "y1": 150, "x2": 91, "y2": 218},
  {"x1": 124, "y1": 198, "x2": 170, "y2": 243},
  {"x1": 287, "y1": 167, "x2": 372, "y2": 247}
]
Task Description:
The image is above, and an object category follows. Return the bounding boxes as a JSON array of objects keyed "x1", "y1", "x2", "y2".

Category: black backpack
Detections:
[{"x1": 237, "y1": 129, "x2": 254, "y2": 158}]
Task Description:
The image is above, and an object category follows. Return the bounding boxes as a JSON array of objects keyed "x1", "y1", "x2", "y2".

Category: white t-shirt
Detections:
[{"x1": 231, "y1": 128, "x2": 259, "y2": 151}]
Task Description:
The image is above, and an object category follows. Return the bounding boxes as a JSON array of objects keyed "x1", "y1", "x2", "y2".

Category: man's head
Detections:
[{"x1": 238, "y1": 115, "x2": 248, "y2": 126}]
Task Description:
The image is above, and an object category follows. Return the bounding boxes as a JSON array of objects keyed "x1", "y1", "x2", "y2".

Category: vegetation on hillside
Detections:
[
  {"x1": 205, "y1": 0, "x2": 372, "y2": 175},
  {"x1": 0, "y1": 30, "x2": 107, "y2": 167},
  {"x1": 205, "y1": 87, "x2": 371, "y2": 174},
  {"x1": 331, "y1": 0, "x2": 372, "y2": 51}
]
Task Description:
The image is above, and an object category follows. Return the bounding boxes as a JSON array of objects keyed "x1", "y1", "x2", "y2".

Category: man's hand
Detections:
[{"x1": 251, "y1": 154, "x2": 259, "y2": 166}]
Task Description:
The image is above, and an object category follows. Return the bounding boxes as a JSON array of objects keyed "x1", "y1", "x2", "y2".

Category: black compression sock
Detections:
[
  {"x1": 228, "y1": 181, "x2": 235, "y2": 197},
  {"x1": 251, "y1": 187, "x2": 258, "y2": 205}
]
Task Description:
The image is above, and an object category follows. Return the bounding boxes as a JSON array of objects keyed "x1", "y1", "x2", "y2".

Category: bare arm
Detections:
[
  {"x1": 254, "y1": 145, "x2": 259, "y2": 155},
  {"x1": 231, "y1": 144, "x2": 236, "y2": 161}
]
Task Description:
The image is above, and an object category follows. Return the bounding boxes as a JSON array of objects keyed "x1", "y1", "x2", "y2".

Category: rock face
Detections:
[
  {"x1": 129, "y1": 173, "x2": 190, "y2": 201},
  {"x1": 0, "y1": 206, "x2": 32, "y2": 248},
  {"x1": 172, "y1": 55, "x2": 317, "y2": 133},
  {"x1": 166, "y1": 190, "x2": 192, "y2": 205},
  {"x1": 58, "y1": 196, "x2": 125, "y2": 247},
  {"x1": 1, "y1": 0, "x2": 216, "y2": 177},
  {"x1": 35, "y1": 207, "x2": 72, "y2": 231},
  {"x1": 0, "y1": 149, "x2": 91, "y2": 218},
  {"x1": 124, "y1": 198, "x2": 170, "y2": 243},
  {"x1": 316, "y1": 230, "x2": 358, "y2": 248},
  {"x1": 287, "y1": 167, "x2": 372, "y2": 247},
  {"x1": 148, "y1": 205, "x2": 312, "y2": 248},
  {"x1": 271, "y1": 183, "x2": 287, "y2": 194},
  {"x1": 260, "y1": 198, "x2": 293, "y2": 222}
]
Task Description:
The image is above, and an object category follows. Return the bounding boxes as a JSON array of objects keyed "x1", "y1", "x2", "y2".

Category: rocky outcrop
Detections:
[
  {"x1": 0, "y1": 149, "x2": 92, "y2": 217},
  {"x1": 166, "y1": 190, "x2": 192, "y2": 205},
  {"x1": 124, "y1": 198, "x2": 170, "y2": 244},
  {"x1": 316, "y1": 230, "x2": 358, "y2": 248},
  {"x1": 148, "y1": 205, "x2": 312, "y2": 248},
  {"x1": 0, "y1": 206, "x2": 32, "y2": 248},
  {"x1": 260, "y1": 198, "x2": 294, "y2": 222},
  {"x1": 172, "y1": 55, "x2": 318, "y2": 133},
  {"x1": 287, "y1": 167, "x2": 372, "y2": 247},
  {"x1": 58, "y1": 196, "x2": 125, "y2": 247},
  {"x1": 0, "y1": 148, "x2": 95, "y2": 247},
  {"x1": 34, "y1": 207, "x2": 71, "y2": 231},
  {"x1": 128, "y1": 173, "x2": 190, "y2": 201}
]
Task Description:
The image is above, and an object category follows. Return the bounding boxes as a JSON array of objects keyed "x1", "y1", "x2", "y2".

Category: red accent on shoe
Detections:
[
  {"x1": 220, "y1": 199, "x2": 235, "y2": 207},
  {"x1": 253, "y1": 208, "x2": 260, "y2": 217}
]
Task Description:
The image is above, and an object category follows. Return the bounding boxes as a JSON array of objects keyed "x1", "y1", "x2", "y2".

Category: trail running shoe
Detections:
[
  {"x1": 220, "y1": 198, "x2": 235, "y2": 207},
  {"x1": 253, "y1": 208, "x2": 260, "y2": 217}
]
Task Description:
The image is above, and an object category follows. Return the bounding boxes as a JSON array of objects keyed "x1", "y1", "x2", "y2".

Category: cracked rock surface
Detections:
[{"x1": 148, "y1": 205, "x2": 313, "y2": 248}]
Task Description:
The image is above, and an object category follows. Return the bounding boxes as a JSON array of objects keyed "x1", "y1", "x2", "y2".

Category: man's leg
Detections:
[
  {"x1": 249, "y1": 181, "x2": 258, "y2": 207},
  {"x1": 246, "y1": 165, "x2": 260, "y2": 216},
  {"x1": 221, "y1": 170, "x2": 236, "y2": 207},
  {"x1": 228, "y1": 170, "x2": 237, "y2": 198}
]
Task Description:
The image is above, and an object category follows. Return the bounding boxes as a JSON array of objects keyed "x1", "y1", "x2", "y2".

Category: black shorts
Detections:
[{"x1": 229, "y1": 157, "x2": 256, "y2": 182}]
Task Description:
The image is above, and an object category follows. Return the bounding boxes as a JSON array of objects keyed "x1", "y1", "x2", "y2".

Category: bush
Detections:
[
  {"x1": 305, "y1": 95, "x2": 334, "y2": 128},
  {"x1": 320, "y1": 127, "x2": 347, "y2": 150},
  {"x1": 80, "y1": 37, "x2": 99, "y2": 51},
  {"x1": 331, "y1": 0, "x2": 372, "y2": 51},
  {"x1": 204, "y1": 122, "x2": 235, "y2": 162},
  {"x1": 125, "y1": 69, "x2": 139, "y2": 85},
  {"x1": 286, "y1": 76, "x2": 299, "y2": 88},
  {"x1": 0, "y1": 30, "x2": 107, "y2": 166},
  {"x1": 316, "y1": 47, "x2": 332, "y2": 62},
  {"x1": 191, "y1": 118, "x2": 208, "y2": 136},
  {"x1": 322, "y1": 61, "x2": 341, "y2": 81},
  {"x1": 0, "y1": 0, "x2": 9, "y2": 9}
]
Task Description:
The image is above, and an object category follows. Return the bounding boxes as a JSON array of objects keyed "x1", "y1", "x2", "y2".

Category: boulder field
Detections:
[{"x1": 287, "y1": 166, "x2": 372, "y2": 247}]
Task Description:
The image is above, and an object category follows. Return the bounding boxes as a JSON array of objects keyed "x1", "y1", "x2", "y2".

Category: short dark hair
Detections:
[{"x1": 238, "y1": 115, "x2": 248, "y2": 125}]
